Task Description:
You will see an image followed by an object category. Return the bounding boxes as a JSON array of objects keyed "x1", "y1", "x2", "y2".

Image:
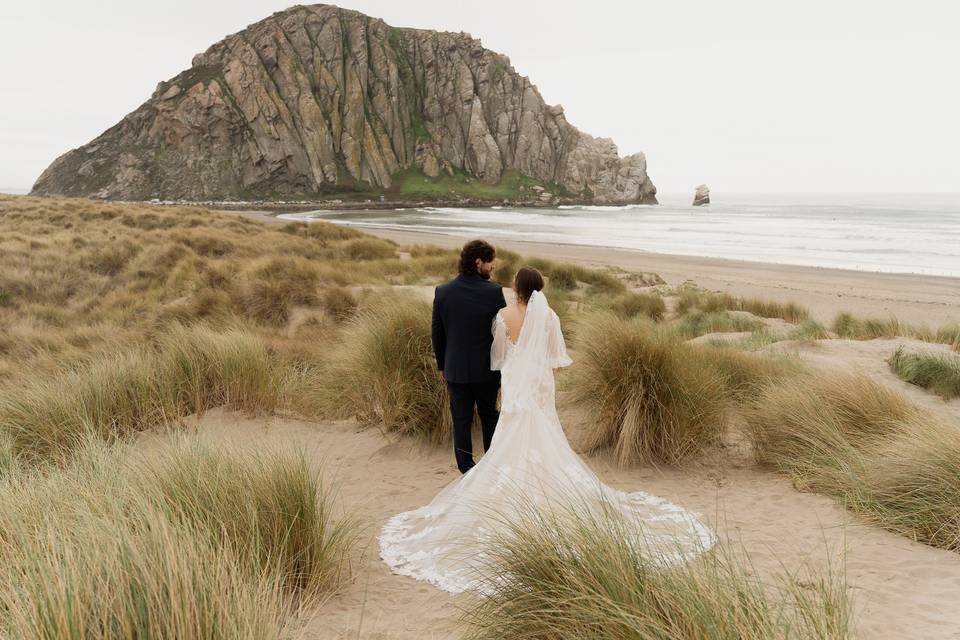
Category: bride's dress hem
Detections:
[{"x1": 377, "y1": 291, "x2": 716, "y2": 595}]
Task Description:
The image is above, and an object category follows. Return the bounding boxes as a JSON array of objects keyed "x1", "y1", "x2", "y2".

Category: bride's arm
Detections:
[
  {"x1": 547, "y1": 311, "x2": 573, "y2": 369},
  {"x1": 490, "y1": 312, "x2": 508, "y2": 371}
]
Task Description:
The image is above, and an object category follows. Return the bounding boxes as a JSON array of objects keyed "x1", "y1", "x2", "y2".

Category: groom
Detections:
[{"x1": 432, "y1": 240, "x2": 507, "y2": 474}]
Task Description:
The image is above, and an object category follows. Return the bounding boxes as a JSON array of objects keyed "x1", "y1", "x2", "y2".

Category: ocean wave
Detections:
[
  {"x1": 290, "y1": 199, "x2": 960, "y2": 278},
  {"x1": 558, "y1": 204, "x2": 654, "y2": 212}
]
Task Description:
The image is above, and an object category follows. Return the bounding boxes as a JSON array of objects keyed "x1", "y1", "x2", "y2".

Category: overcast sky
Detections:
[{"x1": 2, "y1": 1, "x2": 958, "y2": 193}]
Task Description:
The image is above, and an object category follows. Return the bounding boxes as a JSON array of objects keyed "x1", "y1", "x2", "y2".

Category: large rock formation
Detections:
[
  {"x1": 32, "y1": 4, "x2": 657, "y2": 204},
  {"x1": 692, "y1": 184, "x2": 710, "y2": 206}
]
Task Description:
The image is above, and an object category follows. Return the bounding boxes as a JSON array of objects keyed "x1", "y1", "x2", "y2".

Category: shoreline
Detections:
[
  {"x1": 229, "y1": 209, "x2": 960, "y2": 326},
  {"x1": 147, "y1": 195, "x2": 655, "y2": 212}
]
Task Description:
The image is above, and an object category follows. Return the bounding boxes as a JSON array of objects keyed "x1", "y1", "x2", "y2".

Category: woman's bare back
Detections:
[{"x1": 500, "y1": 303, "x2": 527, "y2": 343}]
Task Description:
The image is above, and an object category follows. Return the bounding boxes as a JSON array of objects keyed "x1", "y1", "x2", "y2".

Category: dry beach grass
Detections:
[{"x1": 2, "y1": 194, "x2": 960, "y2": 637}]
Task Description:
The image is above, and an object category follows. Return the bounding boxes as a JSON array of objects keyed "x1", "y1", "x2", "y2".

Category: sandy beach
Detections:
[{"x1": 231, "y1": 210, "x2": 960, "y2": 327}]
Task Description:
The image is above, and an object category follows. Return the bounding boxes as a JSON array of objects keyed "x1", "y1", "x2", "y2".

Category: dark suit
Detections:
[{"x1": 432, "y1": 273, "x2": 507, "y2": 473}]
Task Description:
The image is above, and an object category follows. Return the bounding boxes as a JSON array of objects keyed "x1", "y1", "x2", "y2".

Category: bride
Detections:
[{"x1": 379, "y1": 266, "x2": 714, "y2": 593}]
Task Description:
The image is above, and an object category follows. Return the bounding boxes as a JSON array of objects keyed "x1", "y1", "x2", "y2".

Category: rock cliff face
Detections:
[
  {"x1": 31, "y1": 4, "x2": 657, "y2": 204},
  {"x1": 693, "y1": 184, "x2": 710, "y2": 206}
]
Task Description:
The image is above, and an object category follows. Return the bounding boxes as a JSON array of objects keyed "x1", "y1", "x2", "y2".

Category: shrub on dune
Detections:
[
  {"x1": 675, "y1": 285, "x2": 735, "y2": 315},
  {"x1": 337, "y1": 237, "x2": 397, "y2": 261},
  {"x1": 466, "y1": 503, "x2": 852, "y2": 640},
  {"x1": 570, "y1": 313, "x2": 728, "y2": 464},
  {"x1": 279, "y1": 220, "x2": 364, "y2": 244},
  {"x1": 606, "y1": 291, "x2": 666, "y2": 321},
  {"x1": 889, "y1": 347, "x2": 960, "y2": 399},
  {"x1": 836, "y1": 314, "x2": 960, "y2": 350},
  {"x1": 744, "y1": 370, "x2": 960, "y2": 551},
  {"x1": 315, "y1": 295, "x2": 451, "y2": 443},
  {"x1": 937, "y1": 324, "x2": 960, "y2": 351},
  {"x1": 0, "y1": 436, "x2": 356, "y2": 638},
  {"x1": 853, "y1": 420, "x2": 960, "y2": 550},
  {"x1": 742, "y1": 372, "x2": 916, "y2": 489},
  {"x1": 137, "y1": 438, "x2": 356, "y2": 598},
  {"x1": 0, "y1": 507, "x2": 287, "y2": 640},
  {"x1": 736, "y1": 297, "x2": 810, "y2": 323},
  {"x1": 320, "y1": 285, "x2": 359, "y2": 321},
  {"x1": 172, "y1": 230, "x2": 236, "y2": 257},
  {"x1": 236, "y1": 257, "x2": 321, "y2": 325},
  {"x1": 80, "y1": 240, "x2": 141, "y2": 277},
  {"x1": 789, "y1": 319, "x2": 832, "y2": 341},
  {"x1": 697, "y1": 345, "x2": 806, "y2": 401},
  {"x1": 675, "y1": 310, "x2": 765, "y2": 338},
  {"x1": 546, "y1": 265, "x2": 579, "y2": 291},
  {"x1": 155, "y1": 287, "x2": 235, "y2": 326},
  {"x1": 0, "y1": 324, "x2": 281, "y2": 462},
  {"x1": 831, "y1": 312, "x2": 904, "y2": 339},
  {"x1": 675, "y1": 285, "x2": 810, "y2": 323},
  {"x1": 158, "y1": 323, "x2": 282, "y2": 414}
]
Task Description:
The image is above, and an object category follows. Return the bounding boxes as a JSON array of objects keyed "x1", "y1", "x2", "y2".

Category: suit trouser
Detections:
[{"x1": 446, "y1": 379, "x2": 500, "y2": 473}]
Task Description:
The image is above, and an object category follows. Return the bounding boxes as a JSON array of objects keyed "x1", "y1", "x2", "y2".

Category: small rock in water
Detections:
[{"x1": 693, "y1": 184, "x2": 710, "y2": 206}]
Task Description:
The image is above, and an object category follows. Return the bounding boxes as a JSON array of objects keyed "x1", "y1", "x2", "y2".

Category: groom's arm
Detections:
[{"x1": 431, "y1": 288, "x2": 446, "y2": 373}]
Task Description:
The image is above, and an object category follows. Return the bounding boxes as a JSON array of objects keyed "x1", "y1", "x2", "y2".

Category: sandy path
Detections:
[{"x1": 189, "y1": 403, "x2": 960, "y2": 640}]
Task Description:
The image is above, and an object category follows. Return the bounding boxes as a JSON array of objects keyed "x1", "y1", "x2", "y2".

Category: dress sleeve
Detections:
[
  {"x1": 491, "y1": 311, "x2": 509, "y2": 371},
  {"x1": 547, "y1": 311, "x2": 573, "y2": 368}
]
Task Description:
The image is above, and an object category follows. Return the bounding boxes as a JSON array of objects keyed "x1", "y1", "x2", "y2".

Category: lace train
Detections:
[{"x1": 379, "y1": 292, "x2": 715, "y2": 593}]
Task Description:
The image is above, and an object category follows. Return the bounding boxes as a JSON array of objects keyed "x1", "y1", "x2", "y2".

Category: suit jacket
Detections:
[{"x1": 432, "y1": 273, "x2": 507, "y2": 384}]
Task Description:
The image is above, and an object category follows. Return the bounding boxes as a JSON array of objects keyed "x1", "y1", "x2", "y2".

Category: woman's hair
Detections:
[
  {"x1": 513, "y1": 266, "x2": 545, "y2": 303},
  {"x1": 458, "y1": 239, "x2": 496, "y2": 275}
]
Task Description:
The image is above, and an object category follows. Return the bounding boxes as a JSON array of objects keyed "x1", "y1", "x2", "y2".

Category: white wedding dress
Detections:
[{"x1": 379, "y1": 290, "x2": 714, "y2": 593}]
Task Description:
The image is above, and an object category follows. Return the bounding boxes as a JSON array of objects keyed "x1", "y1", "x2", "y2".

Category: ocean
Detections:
[{"x1": 278, "y1": 193, "x2": 960, "y2": 277}]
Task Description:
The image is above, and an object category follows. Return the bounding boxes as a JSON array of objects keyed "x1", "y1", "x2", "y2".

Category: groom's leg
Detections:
[
  {"x1": 447, "y1": 381, "x2": 476, "y2": 473},
  {"x1": 474, "y1": 379, "x2": 501, "y2": 452}
]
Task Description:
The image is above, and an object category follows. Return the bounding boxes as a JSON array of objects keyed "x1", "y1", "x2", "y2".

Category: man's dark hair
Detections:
[{"x1": 458, "y1": 239, "x2": 496, "y2": 275}]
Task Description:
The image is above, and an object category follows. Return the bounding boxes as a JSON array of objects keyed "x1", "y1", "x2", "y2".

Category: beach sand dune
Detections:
[
  {"x1": 208, "y1": 210, "x2": 960, "y2": 638},
  {"x1": 186, "y1": 395, "x2": 960, "y2": 640}
]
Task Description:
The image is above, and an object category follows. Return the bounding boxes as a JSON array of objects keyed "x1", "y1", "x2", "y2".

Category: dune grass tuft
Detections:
[
  {"x1": 936, "y1": 324, "x2": 960, "y2": 351},
  {"x1": 0, "y1": 324, "x2": 282, "y2": 462},
  {"x1": 138, "y1": 437, "x2": 356, "y2": 598},
  {"x1": 742, "y1": 372, "x2": 916, "y2": 490},
  {"x1": 570, "y1": 313, "x2": 728, "y2": 464},
  {"x1": 831, "y1": 312, "x2": 912, "y2": 340},
  {"x1": 466, "y1": 502, "x2": 852, "y2": 640},
  {"x1": 850, "y1": 420, "x2": 960, "y2": 550},
  {"x1": 0, "y1": 435, "x2": 356, "y2": 638},
  {"x1": 789, "y1": 319, "x2": 832, "y2": 341},
  {"x1": 546, "y1": 264, "x2": 579, "y2": 290},
  {"x1": 675, "y1": 310, "x2": 765, "y2": 338},
  {"x1": 312, "y1": 294, "x2": 451, "y2": 443},
  {"x1": 742, "y1": 371, "x2": 960, "y2": 551},
  {"x1": 675, "y1": 285, "x2": 809, "y2": 323},
  {"x1": 697, "y1": 345, "x2": 806, "y2": 402},
  {"x1": 605, "y1": 291, "x2": 667, "y2": 321},
  {"x1": 889, "y1": 347, "x2": 960, "y2": 399},
  {"x1": 235, "y1": 256, "x2": 321, "y2": 325}
]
